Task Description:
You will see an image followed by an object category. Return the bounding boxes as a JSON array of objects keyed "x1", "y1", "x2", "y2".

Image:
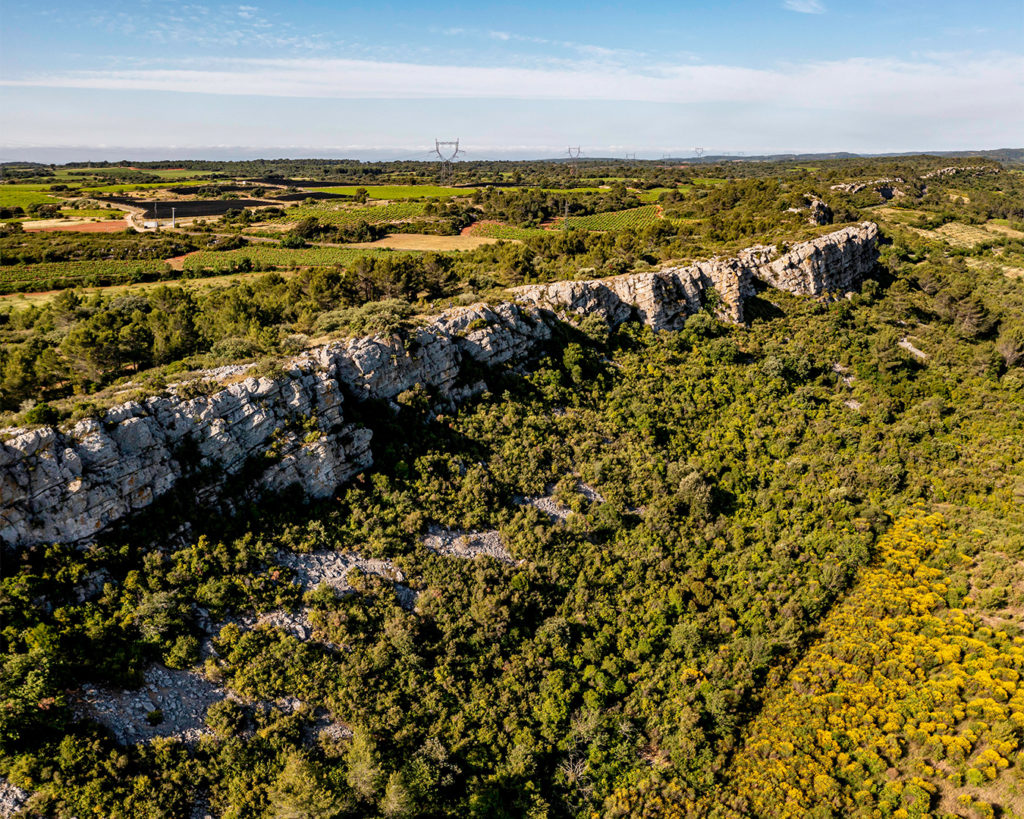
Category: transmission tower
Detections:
[
  {"x1": 693, "y1": 147, "x2": 705, "y2": 160},
  {"x1": 434, "y1": 139, "x2": 461, "y2": 184},
  {"x1": 567, "y1": 146, "x2": 582, "y2": 177}
]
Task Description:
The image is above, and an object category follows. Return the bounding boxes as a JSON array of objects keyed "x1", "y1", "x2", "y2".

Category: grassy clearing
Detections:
[
  {"x1": 306, "y1": 185, "x2": 474, "y2": 199},
  {"x1": 869, "y1": 205, "x2": 928, "y2": 224},
  {"x1": 967, "y1": 257, "x2": 1024, "y2": 280},
  {"x1": 985, "y1": 222, "x2": 1024, "y2": 239}
]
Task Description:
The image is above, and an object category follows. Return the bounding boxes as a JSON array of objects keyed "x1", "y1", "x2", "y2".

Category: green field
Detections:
[
  {"x1": 636, "y1": 187, "x2": 680, "y2": 202},
  {"x1": 0, "y1": 187, "x2": 64, "y2": 209},
  {"x1": 306, "y1": 185, "x2": 475, "y2": 199},
  {"x1": 280, "y1": 201, "x2": 429, "y2": 227},
  {"x1": 182, "y1": 245, "x2": 419, "y2": 272},
  {"x1": 0, "y1": 260, "x2": 171, "y2": 294},
  {"x1": 78, "y1": 181, "x2": 211, "y2": 194},
  {"x1": 560, "y1": 204, "x2": 662, "y2": 230},
  {"x1": 54, "y1": 168, "x2": 214, "y2": 180}
]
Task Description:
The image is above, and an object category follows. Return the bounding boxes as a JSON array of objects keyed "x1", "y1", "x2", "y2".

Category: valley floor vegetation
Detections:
[{"x1": 2, "y1": 155, "x2": 1024, "y2": 818}]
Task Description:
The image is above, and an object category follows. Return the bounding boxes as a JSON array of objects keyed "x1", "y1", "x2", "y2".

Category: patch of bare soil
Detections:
[
  {"x1": 24, "y1": 218, "x2": 128, "y2": 233},
  {"x1": 166, "y1": 251, "x2": 200, "y2": 271},
  {"x1": 986, "y1": 223, "x2": 1024, "y2": 239}
]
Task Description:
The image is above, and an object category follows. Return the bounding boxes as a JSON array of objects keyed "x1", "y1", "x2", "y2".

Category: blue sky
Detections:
[{"x1": 1, "y1": 0, "x2": 1022, "y2": 160}]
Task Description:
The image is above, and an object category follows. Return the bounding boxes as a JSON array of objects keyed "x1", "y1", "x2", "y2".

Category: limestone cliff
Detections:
[
  {"x1": 0, "y1": 223, "x2": 876, "y2": 550},
  {"x1": 514, "y1": 222, "x2": 878, "y2": 325},
  {"x1": 0, "y1": 303, "x2": 550, "y2": 550}
]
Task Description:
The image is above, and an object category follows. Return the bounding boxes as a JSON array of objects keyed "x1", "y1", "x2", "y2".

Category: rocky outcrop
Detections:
[
  {"x1": 1, "y1": 364, "x2": 373, "y2": 548},
  {"x1": 1, "y1": 224, "x2": 877, "y2": 550},
  {"x1": 806, "y1": 196, "x2": 833, "y2": 226},
  {"x1": 830, "y1": 178, "x2": 905, "y2": 194},
  {"x1": 756, "y1": 222, "x2": 878, "y2": 297},
  {"x1": 920, "y1": 166, "x2": 997, "y2": 180},
  {"x1": 0, "y1": 303, "x2": 551, "y2": 550},
  {"x1": 515, "y1": 222, "x2": 877, "y2": 324}
]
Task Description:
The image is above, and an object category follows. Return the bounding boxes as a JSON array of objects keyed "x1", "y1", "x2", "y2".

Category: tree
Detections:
[
  {"x1": 996, "y1": 323, "x2": 1024, "y2": 367},
  {"x1": 268, "y1": 754, "x2": 343, "y2": 819}
]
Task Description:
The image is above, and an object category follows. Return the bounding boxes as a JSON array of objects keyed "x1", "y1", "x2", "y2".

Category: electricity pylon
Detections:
[{"x1": 434, "y1": 139, "x2": 461, "y2": 184}]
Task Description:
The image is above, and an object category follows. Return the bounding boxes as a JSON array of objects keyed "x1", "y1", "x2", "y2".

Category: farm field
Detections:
[
  {"x1": 911, "y1": 221, "x2": 1005, "y2": 247},
  {"x1": 277, "y1": 201, "x2": 429, "y2": 227},
  {"x1": 463, "y1": 221, "x2": 547, "y2": 240},
  {"x1": 557, "y1": 204, "x2": 662, "y2": 230},
  {"x1": 306, "y1": 185, "x2": 474, "y2": 199},
  {"x1": 24, "y1": 219, "x2": 129, "y2": 234},
  {"x1": 0, "y1": 268, "x2": 309, "y2": 310},
  {"x1": 344, "y1": 233, "x2": 501, "y2": 251},
  {"x1": 636, "y1": 187, "x2": 680, "y2": 202},
  {"x1": 0, "y1": 187, "x2": 63, "y2": 209},
  {"x1": 56, "y1": 208, "x2": 124, "y2": 220},
  {"x1": 0, "y1": 259, "x2": 170, "y2": 294},
  {"x1": 78, "y1": 181, "x2": 212, "y2": 194},
  {"x1": 181, "y1": 245, "x2": 417, "y2": 272},
  {"x1": 53, "y1": 168, "x2": 215, "y2": 180}
]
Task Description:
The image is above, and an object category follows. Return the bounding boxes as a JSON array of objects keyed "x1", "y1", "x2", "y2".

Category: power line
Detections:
[
  {"x1": 567, "y1": 146, "x2": 582, "y2": 178},
  {"x1": 434, "y1": 139, "x2": 461, "y2": 184}
]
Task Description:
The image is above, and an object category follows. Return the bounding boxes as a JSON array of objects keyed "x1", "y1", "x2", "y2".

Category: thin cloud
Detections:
[
  {"x1": 4, "y1": 53, "x2": 1021, "y2": 111},
  {"x1": 3, "y1": 52, "x2": 1022, "y2": 153},
  {"x1": 783, "y1": 0, "x2": 825, "y2": 13}
]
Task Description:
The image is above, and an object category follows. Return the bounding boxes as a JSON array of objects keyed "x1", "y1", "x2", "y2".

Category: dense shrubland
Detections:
[{"x1": 2, "y1": 158, "x2": 1024, "y2": 817}]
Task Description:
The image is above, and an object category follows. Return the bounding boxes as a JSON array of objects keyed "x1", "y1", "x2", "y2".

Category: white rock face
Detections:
[
  {"x1": 516, "y1": 222, "x2": 878, "y2": 324},
  {"x1": 1, "y1": 224, "x2": 877, "y2": 550},
  {"x1": 0, "y1": 303, "x2": 550, "y2": 550},
  {"x1": 1, "y1": 361, "x2": 373, "y2": 548}
]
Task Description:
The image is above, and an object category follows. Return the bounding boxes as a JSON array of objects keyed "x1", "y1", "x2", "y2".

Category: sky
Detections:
[{"x1": 1, "y1": 0, "x2": 1023, "y2": 161}]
